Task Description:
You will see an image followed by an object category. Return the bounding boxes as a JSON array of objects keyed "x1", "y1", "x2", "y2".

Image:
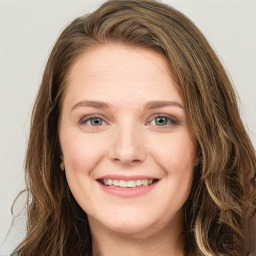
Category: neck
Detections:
[{"x1": 89, "y1": 215, "x2": 185, "y2": 256}]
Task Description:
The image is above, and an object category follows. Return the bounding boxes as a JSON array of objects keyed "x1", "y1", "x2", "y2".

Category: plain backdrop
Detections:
[{"x1": 0, "y1": 0, "x2": 255, "y2": 254}]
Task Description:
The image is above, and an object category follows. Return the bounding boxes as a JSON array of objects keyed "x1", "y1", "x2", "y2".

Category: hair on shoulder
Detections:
[{"x1": 12, "y1": 1, "x2": 256, "y2": 255}]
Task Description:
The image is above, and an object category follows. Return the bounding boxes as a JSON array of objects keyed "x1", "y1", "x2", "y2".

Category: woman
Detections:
[{"x1": 12, "y1": 0, "x2": 256, "y2": 255}]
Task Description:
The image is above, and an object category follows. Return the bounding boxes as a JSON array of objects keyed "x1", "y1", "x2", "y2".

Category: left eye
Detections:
[
  {"x1": 150, "y1": 115, "x2": 178, "y2": 126},
  {"x1": 80, "y1": 117, "x2": 106, "y2": 126}
]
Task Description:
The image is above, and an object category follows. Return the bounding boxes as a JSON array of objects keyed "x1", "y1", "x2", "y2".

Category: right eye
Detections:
[{"x1": 79, "y1": 115, "x2": 107, "y2": 127}]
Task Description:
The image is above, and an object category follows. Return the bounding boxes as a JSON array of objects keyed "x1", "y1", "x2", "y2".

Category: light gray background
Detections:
[{"x1": 0, "y1": 0, "x2": 255, "y2": 254}]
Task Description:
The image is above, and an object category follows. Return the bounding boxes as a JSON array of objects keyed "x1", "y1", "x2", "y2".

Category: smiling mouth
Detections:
[{"x1": 98, "y1": 179, "x2": 159, "y2": 188}]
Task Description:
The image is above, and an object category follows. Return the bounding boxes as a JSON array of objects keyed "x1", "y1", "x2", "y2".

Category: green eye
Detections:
[
  {"x1": 150, "y1": 115, "x2": 178, "y2": 127},
  {"x1": 80, "y1": 116, "x2": 107, "y2": 126},
  {"x1": 89, "y1": 118, "x2": 104, "y2": 126},
  {"x1": 154, "y1": 117, "x2": 170, "y2": 126}
]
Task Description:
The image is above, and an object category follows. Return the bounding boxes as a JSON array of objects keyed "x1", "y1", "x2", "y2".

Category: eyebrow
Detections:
[
  {"x1": 145, "y1": 100, "x2": 184, "y2": 110},
  {"x1": 71, "y1": 101, "x2": 111, "y2": 111},
  {"x1": 71, "y1": 100, "x2": 184, "y2": 112}
]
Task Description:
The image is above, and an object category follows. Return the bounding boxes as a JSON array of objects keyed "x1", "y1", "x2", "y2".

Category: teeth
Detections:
[
  {"x1": 113, "y1": 179, "x2": 119, "y2": 186},
  {"x1": 142, "y1": 180, "x2": 148, "y2": 186},
  {"x1": 119, "y1": 180, "x2": 127, "y2": 187},
  {"x1": 136, "y1": 180, "x2": 141, "y2": 186},
  {"x1": 102, "y1": 179, "x2": 155, "y2": 188},
  {"x1": 128, "y1": 180, "x2": 136, "y2": 188}
]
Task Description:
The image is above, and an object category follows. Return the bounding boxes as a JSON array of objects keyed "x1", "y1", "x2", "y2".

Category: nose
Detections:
[{"x1": 108, "y1": 125, "x2": 147, "y2": 165}]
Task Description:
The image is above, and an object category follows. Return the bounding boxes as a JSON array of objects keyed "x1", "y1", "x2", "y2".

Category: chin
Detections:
[
  {"x1": 96, "y1": 212, "x2": 159, "y2": 236},
  {"x1": 110, "y1": 222, "x2": 149, "y2": 234}
]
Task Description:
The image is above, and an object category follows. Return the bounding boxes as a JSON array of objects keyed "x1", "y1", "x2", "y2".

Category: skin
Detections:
[{"x1": 59, "y1": 44, "x2": 197, "y2": 256}]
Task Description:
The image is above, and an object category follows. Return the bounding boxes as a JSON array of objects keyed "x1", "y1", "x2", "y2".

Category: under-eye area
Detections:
[{"x1": 98, "y1": 179, "x2": 160, "y2": 188}]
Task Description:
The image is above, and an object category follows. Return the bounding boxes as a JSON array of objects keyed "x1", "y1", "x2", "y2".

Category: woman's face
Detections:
[{"x1": 59, "y1": 44, "x2": 196, "y2": 237}]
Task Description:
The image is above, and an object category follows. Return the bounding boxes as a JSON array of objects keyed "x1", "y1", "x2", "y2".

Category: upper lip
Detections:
[{"x1": 97, "y1": 174, "x2": 159, "y2": 181}]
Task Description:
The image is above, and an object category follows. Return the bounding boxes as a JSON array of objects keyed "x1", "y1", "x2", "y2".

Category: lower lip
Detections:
[{"x1": 97, "y1": 181, "x2": 158, "y2": 198}]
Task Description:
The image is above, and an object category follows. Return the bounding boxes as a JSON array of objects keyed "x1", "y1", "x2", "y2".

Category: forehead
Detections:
[{"x1": 63, "y1": 44, "x2": 182, "y2": 110}]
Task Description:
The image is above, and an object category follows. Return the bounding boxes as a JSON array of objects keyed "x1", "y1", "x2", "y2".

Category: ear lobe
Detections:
[
  {"x1": 60, "y1": 161, "x2": 65, "y2": 171},
  {"x1": 193, "y1": 148, "x2": 202, "y2": 167},
  {"x1": 193, "y1": 156, "x2": 200, "y2": 167}
]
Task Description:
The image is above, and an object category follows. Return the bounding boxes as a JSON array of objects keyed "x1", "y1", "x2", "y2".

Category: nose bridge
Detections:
[{"x1": 108, "y1": 120, "x2": 146, "y2": 164}]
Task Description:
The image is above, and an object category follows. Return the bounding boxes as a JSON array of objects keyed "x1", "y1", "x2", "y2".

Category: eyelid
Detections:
[
  {"x1": 78, "y1": 113, "x2": 180, "y2": 127},
  {"x1": 147, "y1": 113, "x2": 179, "y2": 125},
  {"x1": 79, "y1": 114, "x2": 109, "y2": 125}
]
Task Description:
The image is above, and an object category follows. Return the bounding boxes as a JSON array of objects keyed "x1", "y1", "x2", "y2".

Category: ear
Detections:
[
  {"x1": 193, "y1": 153, "x2": 200, "y2": 167},
  {"x1": 60, "y1": 157, "x2": 65, "y2": 171}
]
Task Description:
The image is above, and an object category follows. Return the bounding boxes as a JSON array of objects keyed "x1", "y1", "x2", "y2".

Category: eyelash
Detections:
[
  {"x1": 148, "y1": 113, "x2": 179, "y2": 127},
  {"x1": 79, "y1": 113, "x2": 179, "y2": 128},
  {"x1": 79, "y1": 114, "x2": 108, "y2": 127}
]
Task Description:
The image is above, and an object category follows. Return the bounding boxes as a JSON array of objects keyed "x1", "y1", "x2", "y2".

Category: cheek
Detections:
[
  {"x1": 62, "y1": 133, "x2": 107, "y2": 173},
  {"x1": 150, "y1": 131, "x2": 195, "y2": 203},
  {"x1": 150, "y1": 132, "x2": 196, "y2": 173},
  {"x1": 61, "y1": 134, "x2": 107, "y2": 212}
]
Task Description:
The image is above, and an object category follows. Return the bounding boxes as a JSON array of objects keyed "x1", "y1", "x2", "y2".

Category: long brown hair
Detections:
[{"x1": 13, "y1": 0, "x2": 256, "y2": 255}]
